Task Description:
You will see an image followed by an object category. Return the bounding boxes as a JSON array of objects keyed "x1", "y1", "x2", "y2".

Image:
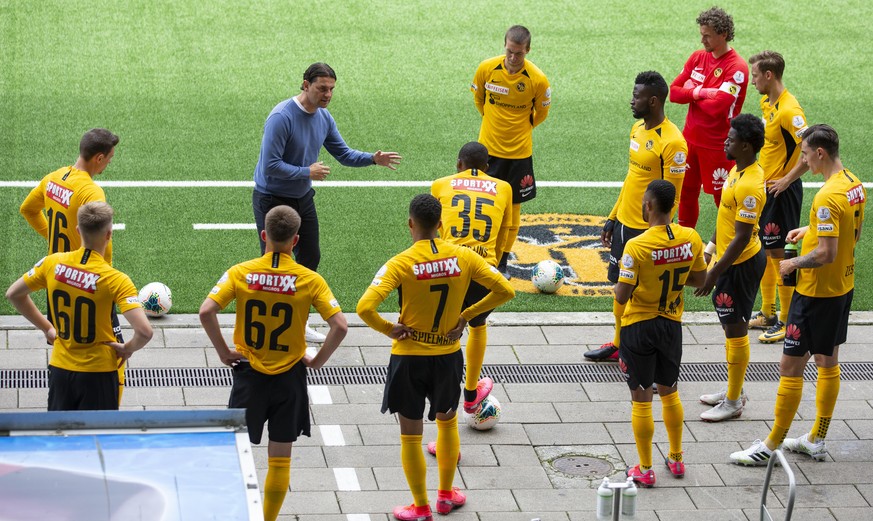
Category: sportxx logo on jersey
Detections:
[
  {"x1": 505, "y1": 214, "x2": 613, "y2": 297},
  {"x1": 848, "y1": 184, "x2": 866, "y2": 206},
  {"x1": 520, "y1": 175, "x2": 534, "y2": 188},
  {"x1": 413, "y1": 257, "x2": 461, "y2": 280},
  {"x1": 451, "y1": 178, "x2": 498, "y2": 195},
  {"x1": 246, "y1": 273, "x2": 297, "y2": 294},
  {"x1": 46, "y1": 181, "x2": 73, "y2": 208},
  {"x1": 652, "y1": 242, "x2": 694, "y2": 265},
  {"x1": 55, "y1": 264, "x2": 99, "y2": 293}
]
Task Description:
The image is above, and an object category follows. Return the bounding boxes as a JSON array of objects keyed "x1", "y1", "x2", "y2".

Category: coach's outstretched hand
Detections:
[{"x1": 373, "y1": 150, "x2": 402, "y2": 170}]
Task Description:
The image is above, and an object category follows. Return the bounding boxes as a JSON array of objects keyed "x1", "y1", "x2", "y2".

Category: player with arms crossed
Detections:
[
  {"x1": 617, "y1": 180, "x2": 707, "y2": 487},
  {"x1": 471, "y1": 25, "x2": 551, "y2": 278},
  {"x1": 430, "y1": 141, "x2": 512, "y2": 426},
  {"x1": 694, "y1": 114, "x2": 766, "y2": 422},
  {"x1": 199, "y1": 206, "x2": 348, "y2": 521},
  {"x1": 357, "y1": 194, "x2": 514, "y2": 520},
  {"x1": 18, "y1": 129, "x2": 130, "y2": 400},
  {"x1": 746, "y1": 51, "x2": 809, "y2": 343},
  {"x1": 585, "y1": 71, "x2": 688, "y2": 361},
  {"x1": 670, "y1": 7, "x2": 748, "y2": 228},
  {"x1": 731, "y1": 125, "x2": 865, "y2": 465},
  {"x1": 6, "y1": 202, "x2": 153, "y2": 411}
]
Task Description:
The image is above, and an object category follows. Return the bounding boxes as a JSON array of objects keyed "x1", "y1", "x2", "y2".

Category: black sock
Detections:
[{"x1": 464, "y1": 389, "x2": 477, "y2": 402}]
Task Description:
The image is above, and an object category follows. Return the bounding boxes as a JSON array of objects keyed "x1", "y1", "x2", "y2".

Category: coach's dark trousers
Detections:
[{"x1": 252, "y1": 188, "x2": 320, "y2": 271}]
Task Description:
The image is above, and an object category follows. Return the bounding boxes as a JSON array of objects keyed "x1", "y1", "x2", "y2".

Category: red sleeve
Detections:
[{"x1": 669, "y1": 55, "x2": 695, "y2": 104}]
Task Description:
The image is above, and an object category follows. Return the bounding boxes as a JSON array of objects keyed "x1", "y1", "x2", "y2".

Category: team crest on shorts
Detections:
[{"x1": 504, "y1": 213, "x2": 613, "y2": 297}]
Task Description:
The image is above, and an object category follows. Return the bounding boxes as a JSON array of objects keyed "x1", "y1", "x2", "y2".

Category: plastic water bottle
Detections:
[
  {"x1": 596, "y1": 477, "x2": 613, "y2": 519},
  {"x1": 621, "y1": 476, "x2": 637, "y2": 516},
  {"x1": 783, "y1": 242, "x2": 799, "y2": 286}
]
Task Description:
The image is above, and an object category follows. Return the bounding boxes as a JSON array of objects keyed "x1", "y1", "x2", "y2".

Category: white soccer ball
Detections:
[
  {"x1": 138, "y1": 282, "x2": 172, "y2": 317},
  {"x1": 464, "y1": 395, "x2": 502, "y2": 431},
  {"x1": 531, "y1": 260, "x2": 565, "y2": 293}
]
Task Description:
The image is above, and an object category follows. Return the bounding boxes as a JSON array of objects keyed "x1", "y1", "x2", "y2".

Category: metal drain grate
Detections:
[{"x1": 2, "y1": 362, "x2": 873, "y2": 388}]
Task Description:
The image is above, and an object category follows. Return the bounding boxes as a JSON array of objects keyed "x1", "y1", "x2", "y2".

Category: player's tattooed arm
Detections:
[{"x1": 792, "y1": 254, "x2": 824, "y2": 269}]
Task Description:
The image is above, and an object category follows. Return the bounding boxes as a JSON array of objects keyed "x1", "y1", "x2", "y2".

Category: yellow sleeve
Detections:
[
  {"x1": 494, "y1": 185, "x2": 513, "y2": 257},
  {"x1": 782, "y1": 104, "x2": 808, "y2": 143},
  {"x1": 691, "y1": 233, "x2": 707, "y2": 272},
  {"x1": 22, "y1": 256, "x2": 50, "y2": 292},
  {"x1": 531, "y1": 77, "x2": 551, "y2": 128},
  {"x1": 617, "y1": 242, "x2": 641, "y2": 285},
  {"x1": 662, "y1": 139, "x2": 688, "y2": 219},
  {"x1": 608, "y1": 185, "x2": 624, "y2": 221},
  {"x1": 461, "y1": 253, "x2": 515, "y2": 320},
  {"x1": 471, "y1": 64, "x2": 486, "y2": 116},
  {"x1": 813, "y1": 192, "x2": 843, "y2": 238},
  {"x1": 735, "y1": 179, "x2": 765, "y2": 225},
  {"x1": 207, "y1": 268, "x2": 238, "y2": 309},
  {"x1": 20, "y1": 180, "x2": 49, "y2": 239},
  {"x1": 356, "y1": 262, "x2": 400, "y2": 336},
  {"x1": 114, "y1": 273, "x2": 142, "y2": 313},
  {"x1": 311, "y1": 274, "x2": 342, "y2": 321}
]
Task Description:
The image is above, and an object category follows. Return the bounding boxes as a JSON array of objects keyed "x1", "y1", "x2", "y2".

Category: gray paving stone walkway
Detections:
[{"x1": 1, "y1": 312, "x2": 872, "y2": 520}]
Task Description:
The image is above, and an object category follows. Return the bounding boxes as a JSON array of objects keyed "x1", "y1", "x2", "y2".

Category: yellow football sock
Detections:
[
  {"x1": 263, "y1": 456, "x2": 291, "y2": 521},
  {"x1": 502, "y1": 203, "x2": 521, "y2": 256},
  {"x1": 766, "y1": 376, "x2": 804, "y2": 449},
  {"x1": 725, "y1": 336, "x2": 750, "y2": 402},
  {"x1": 632, "y1": 401, "x2": 654, "y2": 470},
  {"x1": 777, "y1": 283, "x2": 795, "y2": 324},
  {"x1": 660, "y1": 391, "x2": 684, "y2": 461},
  {"x1": 761, "y1": 257, "x2": 779, "y2": 318},
  {"x1": 436, "y1": 416, "x2": 461, "y2": 491},
  {"x1": 612, "y1": 299, "x2": 626, "y2": 347},
  {"x1": 400, "y1": 434, "x2": 428, "y2": 507},
  {"x1": 812, "y1": 365, "x2": 841, "y2": 442},
  {"x1": 117, "y1": 362, "x2": 126, "y2": 406},
  {"x1": 464, "y1": 325, "x2": 487, "y2": 392}
]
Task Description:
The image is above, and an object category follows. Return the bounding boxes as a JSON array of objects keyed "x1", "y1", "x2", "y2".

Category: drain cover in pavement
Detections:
[{"x1": 551, "y1": 456, "x2": 613, "y2": 478}]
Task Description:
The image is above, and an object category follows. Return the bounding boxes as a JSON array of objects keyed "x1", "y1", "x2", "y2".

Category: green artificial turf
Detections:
[{"x1": 2, "y1": 0, "x2": 872, "y2": 314}]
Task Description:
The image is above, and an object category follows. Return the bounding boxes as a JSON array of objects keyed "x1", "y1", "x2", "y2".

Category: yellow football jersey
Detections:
[
  {"x1": 357, "y1": 238, "x2": 514, "y2": 356},
  {"x1": 23, "y1": 248, "x2": 141, "y2": 372},
  {"x1": 472, "y1": 55, "x2": 551, "y2": 159},
  {"x1": 759, "y1": 90, "x2": 808, "y2": 181},
  {"x1": 20, "y1": 166, "x2": 113, "y2": 263},
  {"x1": 618, "y1": 224, "x2": 707, "y2": 326},
  {"x1": 716, "y1": 163, "x2": 765, "y2": 264},
  {"x1": 609, "y1": 118, "x2": 688, "y2": 229},
  {"x1": 431, "y1": 168, "x2": 513, "y2": 266},
  {"x1": 208, "y1": 252, "x2": 341, "y2": 375},
  {"x1": 797, "y1": 169, "x2": 866, "y2": 298}
]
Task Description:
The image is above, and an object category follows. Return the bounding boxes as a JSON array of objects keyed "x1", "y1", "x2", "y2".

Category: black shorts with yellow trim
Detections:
[
  {"x1": 607, "y1": 221, "x2": 646, "y2": 283},
  {"x1": 488, "y1": 155, "x2": 535, "y2": 203},
  {"x1": 713, "y1": 248, "x2": 766, "y2": 325},
  {"x1": 618, "y1": 317, "x2": 683, "y2": 390},
  {"x1": 382, "y1": 350, "x2": 463, "y2": 421},
  {"x1": 783, "y1": 289, "x2": 853, "y2": 357},
  {"x1": 47, "y1": 365, "x2": 119, "y2": 411},
  {"x1": 759, "y1": 178, "x2": 803, "y2": 250},
  {"x1": 229, "y1": 360, "x2": 310, "y2": 444}
]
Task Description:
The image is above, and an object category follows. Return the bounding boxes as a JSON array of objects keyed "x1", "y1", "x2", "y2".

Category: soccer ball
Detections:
[
  {"x1": 139, "y1": 282, "x2": 172, "y2": 316},
  {"x1": 531, "y1": 260, "x2": 565, "y2": 293},
  {"x1": 464, "y1": 395, "x2": 501, "y2": 431}
]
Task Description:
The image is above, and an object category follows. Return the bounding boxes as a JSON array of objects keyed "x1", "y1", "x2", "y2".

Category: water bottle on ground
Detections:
[
  {"x1": 621, "y1": 476, "x2": 637, "y2": 516},
  {"x1": 596, "y1": 477, "x2": 613, "y2": 519}
]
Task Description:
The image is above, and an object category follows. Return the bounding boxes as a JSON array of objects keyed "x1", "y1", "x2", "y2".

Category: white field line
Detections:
[
  {"x1": 333, "y1": 468, "x2": 361, "y2": 491},
  {"x1": 0, "y1": 179, "x2": 850, "y2": 189},
  {"x1": 309, "y1": 385, "x2": 332, "y2": 405},
  {"x1": 193, "y1": 223, "x2": 256, "y2": 230},
  {"x1": 112, "y1": 223, "x2": 125, "y2": 230}
]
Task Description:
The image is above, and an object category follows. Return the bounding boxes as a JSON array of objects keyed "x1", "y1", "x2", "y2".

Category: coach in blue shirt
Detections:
[{"x1": 252, "y1": 62, "x2": 401, "y2": 342}]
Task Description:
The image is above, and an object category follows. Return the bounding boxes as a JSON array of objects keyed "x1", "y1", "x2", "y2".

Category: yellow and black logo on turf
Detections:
[{"x1": 507, "y1": 213, "x2": 612, "y2": 297}]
